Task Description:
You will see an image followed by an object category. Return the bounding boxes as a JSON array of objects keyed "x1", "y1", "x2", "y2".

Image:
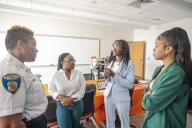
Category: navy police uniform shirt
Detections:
[{"x1": 0, "y1": 53, "x2": 48, "y2": 121}]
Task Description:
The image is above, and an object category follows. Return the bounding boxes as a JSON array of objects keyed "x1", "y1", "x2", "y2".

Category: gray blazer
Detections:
[{"x1": 104, "y1": 60, "x2": 135, "y2": 101}]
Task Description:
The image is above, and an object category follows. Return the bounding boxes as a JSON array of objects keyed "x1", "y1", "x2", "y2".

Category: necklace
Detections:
[{"x1": 114, "y1": 61, "x2": 120, "y2": 65}]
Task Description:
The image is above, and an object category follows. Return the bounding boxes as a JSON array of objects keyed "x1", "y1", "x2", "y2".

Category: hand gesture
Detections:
[
  {"x1": 61, "y1": 98, "x2": 73, "y2": 106},
  {"x1": 57, "y1": 94, "x2": 70, "y2": 106},
  {"x1": 104, "y1": 68, "x2": 115, "y2": 77}
]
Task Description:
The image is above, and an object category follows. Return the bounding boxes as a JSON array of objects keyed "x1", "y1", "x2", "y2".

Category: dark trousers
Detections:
[{"x1": 23, "y1": 115, "x2": 47, "y2": 128}]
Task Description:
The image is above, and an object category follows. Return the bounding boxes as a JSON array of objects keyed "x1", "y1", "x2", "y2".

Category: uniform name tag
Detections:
[{"x1": 2, "y1": 74, "x2": 21, "y2": 94}]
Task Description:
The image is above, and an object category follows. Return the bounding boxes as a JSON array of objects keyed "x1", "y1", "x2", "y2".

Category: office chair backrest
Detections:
[
  {"x1": 85, "y1": 84, "x2": 96, "y2": 92},
  {"x1": 82, "y1": 89, "x2": 95, "y2": 116},
  {"x1": 83, "y1": 73, "x2": 95, "y2": 80},
  {"x1": 46, "y1": 96, "x2": 57, "y2": 123},
  {"x1": 129, "y1": 86, "x2": 135, "y2": 107}
]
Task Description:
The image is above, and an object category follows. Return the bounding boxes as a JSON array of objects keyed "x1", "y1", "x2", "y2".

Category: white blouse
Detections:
[
  {"x1": 111, "y1": 61, "x2": 120, "y2": 73},
  {"x1": 149, "y1": 81, "x2": 154, "y2": 89},
  {"x1": 48, "y1": 69, "x2": 86, "y2": 102}
]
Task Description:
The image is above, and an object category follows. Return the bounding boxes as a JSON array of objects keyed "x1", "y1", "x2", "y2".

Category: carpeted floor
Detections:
[{"x1": 50, "y1": 113, "x2": 192, "y2": 128}]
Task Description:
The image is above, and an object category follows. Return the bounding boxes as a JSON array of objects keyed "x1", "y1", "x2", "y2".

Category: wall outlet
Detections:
[{"x1": 147, "y1": 57, "x2": 150, "y2": 60}]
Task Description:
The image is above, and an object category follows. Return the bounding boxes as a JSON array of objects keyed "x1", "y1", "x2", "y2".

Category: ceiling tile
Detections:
[
  {"x1": 142, "y1": 2, "x2": 169, "y2": 12},
  {"x1": 98, "y1": 14, "x2": 151, "y2": 27},
  {"x1": 99, "y1": 1, "x2": 123, "y2": 11},
  {"x1": 105, "y1": 12, "x2": 137, "y2": 21},
  {"x1": 109, "y1": 0, "x2": 135, "y2": 5},
  {"x1": 89, "y1": 11, "x2": 135, "y2": 21},
  {"x1": 142, "y1": 12, "x2": 180, "y2": 22},
  {"x1": 126, "y1": 21, "x2": 152, "y2": 27},
  {"x1": 101, "y1": 14, "x2": 125, "y2": 21},
  {"x1": 98, "y1": 15, "x2": 118, "y2": 21},
  {"x1": 155, "y1": 6, "x2": 181, "y2": 14},
  {"x1": 47, "y1": 15, "x2": 66, "y2": 20},
  {"x1": 30, "y1": 13, "x2": 49, "y2": 18},
  {"x1": 8, "y1": 0, "x2": 31, "y2": 3},
  {"x1": 167, "y1": 10, "x2": 192, "y2": 18},
  {"x1": 158, "y1": 15, "x2": 179, "y2": 22},
  {"x1": 134, "y1": 16, "x2": 169, "y2": 25},
  {"x1": 84, "y1": 13, "x2": 103, "y2": 19},
  {"x1": 32, "y1": 4, "x2": 52, "y2": 11},
  {"x1": 129, "y1": 9, "x2": 152, "y2": 16},
  {"x1": 115, "y1": 5, "x2": 138, "y2": 14},
  {"x1": 0, "y1": 0, "x2": 8, "y2": 4},
  {"x1": 108, "y1": 11, "x2": 127, "y2": 17},
  {"x1": 141, "y1": 12, "x2": 163, "y2": 19},
  {"x1": 68, "y1": 9, "x2": 90, "y2": 16},
  {"x1": 55, "y1": 1, "x2": 78, "y2": 10},
  {"x1": 7, "y1": 0, "x2": 31, "y2": 8},
  {"x1": 32, "y1": 0, "x2": 56, "y2": 6},
  {"x1": 57, "y1": 0, "x2": 83, "y2": 4},
  {"x1": 123, "y1": 14, "x2": 138, "y2": 20},
  {"x1": 184, "y1": 0, "x2": 192, "y2": 4},
  {"x1": 91, "y1": 8, "x2": 111, "y2": 14},
  {"x1": 80, "y1": 0, "x2": 108, "y2": 7},
  {"x1": 74, "y1": 4, "x2": 97, "y2": 12},
  {"x1": 51, "y1": 7, "x2": 70, "y2": 14}
]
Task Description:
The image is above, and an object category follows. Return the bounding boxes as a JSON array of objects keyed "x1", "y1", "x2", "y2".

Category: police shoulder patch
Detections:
[{"x1": 1, "y1": 74, "x2": 21, "y2": 94}]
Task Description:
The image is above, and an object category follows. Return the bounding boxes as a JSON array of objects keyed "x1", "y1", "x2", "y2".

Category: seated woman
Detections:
[{"x1": 48, "y1": 53, "x2": 86, "y2": 128}]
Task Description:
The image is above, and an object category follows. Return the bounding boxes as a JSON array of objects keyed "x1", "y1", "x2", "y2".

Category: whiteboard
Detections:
[{"x1": 0, "y1": 33, "x2": 99, "y2": 66}]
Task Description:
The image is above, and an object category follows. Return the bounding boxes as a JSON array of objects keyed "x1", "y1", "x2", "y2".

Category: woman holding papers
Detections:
[
  {"x1": 141, "y1": 27, "x2": 192, "y2": 128},
  {"x1": 104, "y1": 39, "x2": 135, "y2": 128},
  {"x1": 48, "y1": 53, "x2": 86, "y2": 128}
]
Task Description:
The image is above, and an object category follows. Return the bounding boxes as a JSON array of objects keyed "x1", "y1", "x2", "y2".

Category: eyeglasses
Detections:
[
  {"x1": 111, "y1": 45, "x2": 122, "y2": 50},
  {"x1": 63, "y1": 60, "x2": 76, "y2": 64}
]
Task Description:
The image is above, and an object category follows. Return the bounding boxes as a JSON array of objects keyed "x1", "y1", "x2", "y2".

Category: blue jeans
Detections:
[{"x1": 56, "y1": 100, "x2": 83, "y2": 128}]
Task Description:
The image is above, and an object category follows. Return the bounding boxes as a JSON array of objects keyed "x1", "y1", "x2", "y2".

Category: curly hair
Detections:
[
  {"x1": 108, "y1": 39, "x2": 130, "y2": 66},
  {"x1": 5, "y1": 25, "x2": 34, "y2": 50},
  {"x1": 57, "y1": 53, "x2": 70, "y2": 71}
]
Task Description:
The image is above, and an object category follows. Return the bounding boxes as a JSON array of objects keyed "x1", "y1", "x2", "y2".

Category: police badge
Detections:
[{"x1": 2, "y1": 74, "x2": 21, "y2": 94}]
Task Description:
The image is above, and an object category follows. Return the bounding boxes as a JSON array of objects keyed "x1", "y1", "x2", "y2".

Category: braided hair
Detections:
[
  {"x1": 108, "y1": 39, "x2": 130, "y2": 66},
  {"x1": 5, "y1": 25, "x2": 34, "y2": 50},
  {"x1": 57, "y1": 53, "x2": 70, "y2": 71}
]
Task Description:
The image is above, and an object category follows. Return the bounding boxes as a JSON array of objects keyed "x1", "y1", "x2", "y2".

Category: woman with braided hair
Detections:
[
  {"x1": 48, "y1": 53, "x2": 86, "y2": 128},
  {"x1": 104, "y1": 39, "x2": 135, "y2": 128}
]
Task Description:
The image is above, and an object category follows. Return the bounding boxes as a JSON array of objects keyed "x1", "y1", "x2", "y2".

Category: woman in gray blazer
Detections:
[{"x1": 104, "y1": 39, "x2": 135, "y2": 128}]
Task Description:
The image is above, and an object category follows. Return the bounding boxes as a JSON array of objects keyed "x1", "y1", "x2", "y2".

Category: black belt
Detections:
[{"x1": 22, "y1": 113, "x2": 45, "y2": 127}]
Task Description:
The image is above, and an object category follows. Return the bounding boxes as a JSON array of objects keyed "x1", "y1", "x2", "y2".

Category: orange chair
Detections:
[
  {"x1": 80, "y1": 89, "x2": 100, "y2": 128},
  {"x1": 46, "y1": 96, "x2": 58, "y2": 128}
]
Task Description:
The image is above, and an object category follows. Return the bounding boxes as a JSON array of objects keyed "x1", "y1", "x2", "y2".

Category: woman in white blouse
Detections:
[{"x1": 48, "y1": 53, "x2": 86, "y2": 128}]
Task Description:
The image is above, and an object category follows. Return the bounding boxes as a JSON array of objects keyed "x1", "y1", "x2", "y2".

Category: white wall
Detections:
[
  {"x1": 134, "y1": 17, "x2": 192, "y2": 80},
  {"x1": 0, "y1": 11, "x2": 134, "y2": 84}
]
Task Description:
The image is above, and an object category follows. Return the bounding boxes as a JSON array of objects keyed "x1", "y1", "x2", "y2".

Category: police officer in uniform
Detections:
[{"x1": 0, "y1": 25, "x2": 48, "y2": 128}]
